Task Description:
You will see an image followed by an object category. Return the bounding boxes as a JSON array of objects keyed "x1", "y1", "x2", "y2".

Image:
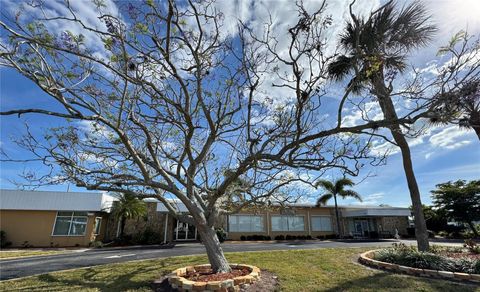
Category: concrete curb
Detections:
[{"x1": 358, "y1": 250, "x2": 480, "y2": 284}]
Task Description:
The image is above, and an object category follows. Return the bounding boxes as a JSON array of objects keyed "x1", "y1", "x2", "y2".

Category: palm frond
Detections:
[
  {"x1": 327, "y1": 55, "x2": 355, "y2": 81},
  {"x1": 339, "y1": 189, "x2": 363, "y2": 202},
  {"x1": 334, "y1": 178, "x2": 355, "y2": 192},
  {"x1": 315, "y1": 179, "x2": 335, "y2": 192},
  {"x1": 316, "y1": 193, "x2": 333, "y2": 206}
]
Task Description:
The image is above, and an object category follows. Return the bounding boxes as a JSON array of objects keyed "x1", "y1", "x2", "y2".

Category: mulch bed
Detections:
[
  {"x1": 152, "y1": 269, "x2": 280, "y2": 292},
  {"x1": 184, "y1": 267, "x2": 250, "y2": 282}
]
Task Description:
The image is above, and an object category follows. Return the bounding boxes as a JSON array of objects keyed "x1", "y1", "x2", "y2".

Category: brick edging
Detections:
[
  {"x1": 168, "y1": 263, "x2": 260, "y2": 291},
  {"x1": 358, "y1": 250, "x2": 480, "y2": 284}
]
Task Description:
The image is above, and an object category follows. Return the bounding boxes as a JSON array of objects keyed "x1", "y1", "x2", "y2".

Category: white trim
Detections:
[
  {"x1": 174, "y1": 220, "x2": 197, "y2": 241},
  {"x1": 93, "y1": 217, "x2": 102, "y2": 235}
]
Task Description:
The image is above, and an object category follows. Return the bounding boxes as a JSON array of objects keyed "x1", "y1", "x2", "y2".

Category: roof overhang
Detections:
[
  {"x1": 0, "y1": 189, "x2": 116, "y2": 212},
  {"x1": 342, "y1": 208, "x2": 411, "y2": 217}
]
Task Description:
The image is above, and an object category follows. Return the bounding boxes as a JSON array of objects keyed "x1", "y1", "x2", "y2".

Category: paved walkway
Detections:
[{"x1": 0, "y1": 239, "x2": 461, "y2": 280}]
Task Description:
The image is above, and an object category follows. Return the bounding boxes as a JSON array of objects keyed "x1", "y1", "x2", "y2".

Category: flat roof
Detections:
[{"x1": 0, "y1": 189, "x2": 116, "y2": 212}]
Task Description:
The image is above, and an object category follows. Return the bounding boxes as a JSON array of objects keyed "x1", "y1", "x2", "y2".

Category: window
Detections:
[
  {"x1": 311, "y1": 216, "x2": 333, "y2": 232},
  {"x1": 228, "y1": 215, "x2": 264, "y2": 232},
  {"x1": 271, "y1": 215, "x2": 305, "y2": 231},
  {"x1": 52, "y1": 212, "x2": 88, "y2": 236},
  {"x1": 94, "y1": 217, "x2": 102, "y2": 235}
]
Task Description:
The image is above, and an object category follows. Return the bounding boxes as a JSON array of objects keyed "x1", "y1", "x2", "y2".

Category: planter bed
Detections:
[
  {"x1": 167, "y1": 264, "x2": 260, "y2": 291},
  {"x1": 359, "y1": 249, "x2": 480, "y2": 284}
]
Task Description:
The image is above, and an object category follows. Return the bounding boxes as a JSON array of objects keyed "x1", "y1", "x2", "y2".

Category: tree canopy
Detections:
[{"x1": 431, "y1": 179, "x2": 480, "y2": 236}]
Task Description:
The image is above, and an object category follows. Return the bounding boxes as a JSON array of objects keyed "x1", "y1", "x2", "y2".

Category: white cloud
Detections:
[
  {"x1": 429, "y1": 126, "x2": 473, "y2": 150},
  {"x1": 347, "y1": 191, "x2": 384, "y2": 206}
]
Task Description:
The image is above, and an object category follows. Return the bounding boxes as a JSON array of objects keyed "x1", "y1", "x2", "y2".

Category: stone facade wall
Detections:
[
  {"x1": 105, "y1": 202, "x2": 176, "y2": 242},
  {"x1": 380, "y1": 216, "x2": 409, "y2": 236}
]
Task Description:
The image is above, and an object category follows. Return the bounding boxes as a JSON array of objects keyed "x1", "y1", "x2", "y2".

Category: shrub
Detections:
[
  {"x1": 0, "y1": 231, "x2": 12, "y2": 249},
  {"x1": 317, "y1": 235, "x2": 325, "y2": 240},
  {"x1": 374, "y1": 243, "x2": 480, "y2": 274},
  {"x1": 22, "y1": 241, "x2": 33, "y2": 248},
  {"x1": 464, "y1": 239, "x2": 480, "y2": 254},
  {"x1": 246, "y1": 235, "x2": 253, "y2": 240},
  {"x1": 240, "y1": 235, "x2": 246, "y2": 241},
  {"x1": 306, "y1": 235, "x2": 313, "y2": 240},
  {"x1": 275, "y1": 235, "x2": 285, "y2": 240},
  {"x1": 285, "y1": 235, "x2": 297, "y2": 240},
  {"x1": 216, "y1": 228, "x2": 227, "y2": 243},
  {"x1": 89, "y1": 241, "x2": 104, "y2": 248},
  {"x1": 265, "y1": 236, "x2": 272, "y2": 240}
]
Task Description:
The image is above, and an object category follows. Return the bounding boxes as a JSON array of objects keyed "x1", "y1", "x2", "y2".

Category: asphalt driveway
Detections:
[{"x1": 0, "y1": 239, "x2": 461, "y2": 280}]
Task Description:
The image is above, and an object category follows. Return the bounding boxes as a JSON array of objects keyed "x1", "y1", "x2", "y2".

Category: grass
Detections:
[
  {"x1": 0, "y1": 250, "x2": 68, "y2": 260},
  {"x1": 0, "y1": 248, "x2": 478, "y2": 291}
]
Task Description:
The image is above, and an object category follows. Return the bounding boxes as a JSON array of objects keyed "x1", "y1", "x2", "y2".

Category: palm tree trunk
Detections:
[
  {"x1": 333, "y1": 194, "x2": 342, "y2": 237},
  {"x1": 373, "y1": 75, "x2": 430, "y2": 251},
  {"x1": 120, "y1": 216, "x2": 126, "y2": 238},
  {"x1": 197, "y1": 224, "x2": 232, "y2": 273},
  {"x1": 468, "y1": 221, "x2": 479, "y2": 237}
]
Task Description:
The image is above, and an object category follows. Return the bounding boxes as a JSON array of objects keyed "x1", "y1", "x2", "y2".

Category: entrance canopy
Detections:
[{"x1": 342, "y1": 207, "x2": 410, "y2": 217}]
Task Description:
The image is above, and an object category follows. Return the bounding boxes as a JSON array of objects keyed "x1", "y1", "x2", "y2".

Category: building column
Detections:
[
  {"x1": 307, "y1": 210, "x2": 311, "y2": 236},
  {"x1": 163, "y1": 213, "x2": 169, "y2": 243}
]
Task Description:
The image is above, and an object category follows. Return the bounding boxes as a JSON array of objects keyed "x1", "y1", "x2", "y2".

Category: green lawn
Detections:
[
  {"x1": 1, "y1": 248, "x2": 478, "y2": 291},
  {"x1": 0, "y1": 250, "x2": 68, "y2": 260}
]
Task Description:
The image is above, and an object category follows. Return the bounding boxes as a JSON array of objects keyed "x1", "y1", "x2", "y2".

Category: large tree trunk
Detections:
[
  {"x1": 333, "y1": 195, "x2": 342, "y2": 237},
  {"x1": 197, "y1": 224, "x2": 232, "y2": 273},
  {"x1": 373, "y1": 74, "x2": 430, "y2": 251}
]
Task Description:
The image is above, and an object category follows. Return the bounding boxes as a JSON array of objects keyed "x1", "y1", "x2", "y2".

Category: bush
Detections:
[
  {"x1": 275, "y1": 235, "x2": 285, "y2": 240},
  {"x1": 216, "y1": 228, "x2": 227, "y2": 243},
  {"x1": 285, "y1": 235, "x2": 297, "y2": 240},
  {"x1": 89, "y1": 241, "x2": 104, "y2": 248},
  {"x1": 140, "y1": 228, "x2": 162, "y2": 245},
  {"x1": 240, "y1": 235, "x2": 246, "y2": 241},
  {"x1": 265, "y1": 236, "x2": 272, "y2": 240},
  {"x1": 464, "y1": 239, "x2": 480, "y2": 254},
  {"x1": 317, "y1": 235, "x2": 325, "y2": 240},
  {"x1": 0, "y1": 231, "x2": 12, "y2": 249},
  {"x1": 374, "y1": 243, "x2": 480, "y2": 274}
]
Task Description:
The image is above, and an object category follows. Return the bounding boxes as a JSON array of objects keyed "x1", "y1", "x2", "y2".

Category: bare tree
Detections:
[{"x1": 1, "y1": 0, "x2": 431, "y2": 272}]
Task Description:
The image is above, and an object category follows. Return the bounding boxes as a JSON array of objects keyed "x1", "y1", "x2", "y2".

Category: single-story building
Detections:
[
  {"x1": 0, "y1": 189, "x2": 411, "y2": 247},
  {"x1": 0, "y1": 189, "x2": 115, "y2": 247}
]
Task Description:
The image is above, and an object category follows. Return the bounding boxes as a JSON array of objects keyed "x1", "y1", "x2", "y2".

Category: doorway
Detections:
[
  {"x1": 354, "y1": 219, "x2": 370, "y2": 238},
  {"x1": 174, "y1": 221, "x2": 197, "y2": 241}
]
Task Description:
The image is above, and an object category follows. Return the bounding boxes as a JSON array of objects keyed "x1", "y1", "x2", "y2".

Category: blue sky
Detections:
[{"x1": 1, "y1": 0, "x2": 479, "y2": 207}]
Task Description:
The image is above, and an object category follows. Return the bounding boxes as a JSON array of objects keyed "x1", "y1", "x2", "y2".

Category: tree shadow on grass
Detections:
[
  {"x1": 323, "y1": 272, "x2": 479, "y2": 292},
  {"x1": 32, "y1": 259, "x2": 176, "y2": 292}
]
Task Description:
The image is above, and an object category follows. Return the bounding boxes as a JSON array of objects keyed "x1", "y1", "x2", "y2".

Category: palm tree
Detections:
[
  {"x1": 327, "y1": 1, "x2": 435, "y2": 251},
  {"x1": 112, "y1": 193, "x2": 148, "y2": 238},
  {"x1": 316, "y1": 178, "x2": 362, "y2": 237}
]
